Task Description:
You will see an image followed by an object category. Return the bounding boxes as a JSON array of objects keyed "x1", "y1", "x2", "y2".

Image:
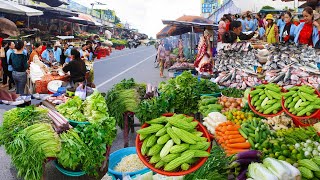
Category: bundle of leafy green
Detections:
[
  {"x1": 135, "y1": 96, "x2": 170, "y2": 124},
  {"x1": 0, "y1": 106, "x2": 51, "y2": 148},
  {"x1": 83, "y1": 91, "x2": 109, "y2": 123},
  {"x1": 57, "y1": 129, "x2": 86, "y2": 171},
  {"x1": 74, "y1": 116, "x2": 117, "y2": 176},
  {"x1": 106, "y1": 78, "x2": 145, "y2": 128},
  {"x1": 6, "y1": 123, "x2": 61, "y2": 180},
  {"x1": 184, "y1": 145, "x2": 230, "y2": 180},
  {"x1": 159, "y1": 71, "x2": 199, "y2": 114},
  {"x1": 197, "y1": 79, "x2": 221, "y2": 94},
  {"x1": 56, "y1": 96, "x2": 86, "y2": 122}
]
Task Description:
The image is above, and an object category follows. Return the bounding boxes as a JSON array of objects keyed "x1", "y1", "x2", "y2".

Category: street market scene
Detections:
[{"x1": 0, "y1": 0, "x2": 320, "y2": 180}]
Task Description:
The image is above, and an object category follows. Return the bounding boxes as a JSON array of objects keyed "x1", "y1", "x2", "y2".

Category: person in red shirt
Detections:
[{"x1": 294, "y1": 7, "x2": 320, "y2": 47}]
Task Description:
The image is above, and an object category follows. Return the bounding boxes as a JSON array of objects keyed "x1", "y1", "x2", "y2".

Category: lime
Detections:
[
  {"x1": 278, "y1": 156, "x2": 286, "y2": 161},
  {"x1": 286, "y1": 158, "x2": 294, "y2": 164},
  {"x1": 289, "y1": 145, "x2": 295, "y2": 151},
  {"x1": 283, "y1": 150, "x2": 290, "y2": 157},
  {"x1": 275, "y1": 152, "x2": 281, "y2": 157},
  {"x1": 281, "y1": 144, "x2": 288, "y2": 150},
  {"x1": 269, "y1": 153, "x2": 275, "y2": 158},
  {"x1": 296, "y1": 154, "x2": 304, "y2": 160},
  {"x1": 292, "y1": 149, "x2": 298, "y2": 154}
]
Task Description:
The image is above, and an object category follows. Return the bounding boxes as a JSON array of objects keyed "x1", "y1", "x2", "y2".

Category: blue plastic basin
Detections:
[
  {"x1": 108, "y1": 147, "x2": 149, "y2": 179},
  {"x1": 54, "y1": 160, "x2": 86, "y2": 177}
]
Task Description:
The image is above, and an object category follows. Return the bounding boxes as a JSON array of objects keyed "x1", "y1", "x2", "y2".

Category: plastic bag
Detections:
[{"x1": 75, "y1": 83, "x2": 86, "y2": 100}]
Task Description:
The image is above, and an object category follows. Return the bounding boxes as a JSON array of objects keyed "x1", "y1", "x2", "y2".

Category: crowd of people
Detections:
[
  {"x1": 219, "y1": 7, "x2": 320, "y2": 48},
  {"x1": 0, "y1": 39, "x2": 102, "y2": 95}
]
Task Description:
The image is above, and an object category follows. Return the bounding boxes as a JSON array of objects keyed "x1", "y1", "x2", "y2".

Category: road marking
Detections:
[
  {"x1": 96, "y1": 53, "x2": 156, "y2": 89},
  {"x1": 95, "y1": 47, "x2": 153, "y2": 63}
]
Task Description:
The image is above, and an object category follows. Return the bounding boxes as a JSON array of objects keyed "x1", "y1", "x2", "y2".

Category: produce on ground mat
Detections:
[
  {"x1": 283, "y1": 85, "x2": 320, "y2": 116},
  {"x1": 249, "y1": 83, "x2": 283, "y2": 115},
  {"x1": 114, "y1": 154, "x2": 146, "y2": 172},
  {"x1": 137, "y1": 114, "x2": 210, "y2": 172}
]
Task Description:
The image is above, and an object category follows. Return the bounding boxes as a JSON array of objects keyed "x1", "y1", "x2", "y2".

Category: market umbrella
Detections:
[
  {"x1": 34, "y1": 0, "x2": 68, "y2": 7},
  {"x1": 0, "y1": 0, "x2": 43, "y2": 16},
  {"x1": 298, "y1": 0, "x2": 319, "y2": 8},
  {"x1": 156, "y1": 15, "x2": 213, "y2": 39},
  {"x1": 0, "y1": 18, "x2": 19, "y2": 38}
]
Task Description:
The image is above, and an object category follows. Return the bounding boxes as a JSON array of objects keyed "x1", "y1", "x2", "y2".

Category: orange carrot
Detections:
[
  {"x1": 225, "y1": 121, "x2": 233, "y2": 125},
  {"x1": 227, "y1": 142, "x2": 251, "y2": 149},
  {"x1": 226, "y1": 125, "x2": 240, "y2": 131},
  {"x1": 226, "y1": 149, "x2": 249, "y2": 154},
  {"x1": 228, "y1": 134, "x2": 243, "y2": 139},
  {"x1": 228, "y1": 137, "x2": 246, "y2": 144},
  {"x1": 225, "y1": 131, "x2": 240, "y2": 135}
]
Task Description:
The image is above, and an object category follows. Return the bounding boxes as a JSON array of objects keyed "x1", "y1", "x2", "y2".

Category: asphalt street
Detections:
[{"x1": 0, "y1": 46, "x2": 168, "y2": 180}]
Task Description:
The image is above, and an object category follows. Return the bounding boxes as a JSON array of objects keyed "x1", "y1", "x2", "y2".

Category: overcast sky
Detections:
[{"x1": 76, "y1": 0, "x2": 201, "y2": 38}]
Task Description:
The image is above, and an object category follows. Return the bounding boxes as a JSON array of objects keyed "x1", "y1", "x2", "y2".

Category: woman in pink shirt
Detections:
[{"x1": 218, "y1": 17, "x2": 227, "y2": 42}]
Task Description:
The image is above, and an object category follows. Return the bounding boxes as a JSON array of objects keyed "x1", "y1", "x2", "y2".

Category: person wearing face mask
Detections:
[
  {"x1": 63, "y1": 48, "x2": 86, "y2": 87},
  {"x1": 294, "y1": 7, "x2": 320, "y2": 47},
  {"x1": 64, "y1": 44, "x2": 74, "y2": 63},
  {"x1": 279, "y1": 11, "x2": 296, "y2": 43}
]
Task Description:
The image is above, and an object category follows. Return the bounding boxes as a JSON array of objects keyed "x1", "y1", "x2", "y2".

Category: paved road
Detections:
[{"x1": 0, "y1": 46, "x2": 168, "y2": 180}]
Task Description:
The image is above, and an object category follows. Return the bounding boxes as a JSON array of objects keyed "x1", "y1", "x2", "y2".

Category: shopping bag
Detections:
[{"x1": 75, "y1": 83, "x2": 86, "y2": 100}]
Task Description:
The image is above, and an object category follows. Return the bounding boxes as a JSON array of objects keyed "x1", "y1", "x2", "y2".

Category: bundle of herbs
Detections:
[
  {"x1": 159, "y1": 71, "x2": 199, "y2": 115},
  {"x1": 135, "y1": 96, "x2": 170, "y2": 124},
  {"x1": 198, "y1": 78, "x2": 221, "y2": 94},
  {"x1": 184, "y1": 144, "x2": 230, "y2": 180}
]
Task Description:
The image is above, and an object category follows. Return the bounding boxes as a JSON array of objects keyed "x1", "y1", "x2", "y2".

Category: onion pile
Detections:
[{"x1": 218, "y1": 96, "x2": 243, "y2": 113}]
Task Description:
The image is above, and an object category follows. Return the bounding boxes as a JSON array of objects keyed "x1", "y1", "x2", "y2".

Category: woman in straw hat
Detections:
[{"x1": 264, "y1": 14, "x2": 279, "y2": 44}]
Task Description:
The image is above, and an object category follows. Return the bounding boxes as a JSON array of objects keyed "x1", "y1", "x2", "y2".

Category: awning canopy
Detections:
[
  {"x1": 66, "y1": 17, "x2": 94, "y2": 25},
  {"x1": 0, "y1": 0, "x2": 43, "y2": 16},
  {"x1": 78, "y1": 13, "x2": 102, "y2": 26},
  {"x1": 27, "y1": 5, "x2": 77, "y2": 17},
  {"x1": 162, "y1": 20, "x2": 218, "y2": 29}
]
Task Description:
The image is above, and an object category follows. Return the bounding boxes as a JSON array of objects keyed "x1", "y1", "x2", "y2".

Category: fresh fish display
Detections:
[
  {"x1": 263, "y1": 44, "x2": 320, "y2": 71},
  {"x1": 214, "y1": 68, "x2": 260, "y2": 89},
  {"x1": 215, "y1": 42, "x2": 261, "y2": 72},
  {"x1": 265, "y1": 67, "x2": 320, "y2": 89}
]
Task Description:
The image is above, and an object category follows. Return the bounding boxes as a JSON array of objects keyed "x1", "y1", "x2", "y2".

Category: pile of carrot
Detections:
[{"x1": 215, "y1": 121, "x2": 251, "y2": 156}]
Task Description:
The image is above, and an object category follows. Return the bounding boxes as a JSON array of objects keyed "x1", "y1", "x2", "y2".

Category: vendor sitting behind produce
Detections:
[
  {"x1": 63, "y1": 48, "x2": 86, "y2": 88},
  {"x1": 41, "y1": 43, "x2": 55, "y2": 66}
]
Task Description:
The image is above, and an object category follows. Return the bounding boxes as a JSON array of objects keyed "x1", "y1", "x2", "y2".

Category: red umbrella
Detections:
[{"x1": 156, "y1": 15, "x2": 213, "y2": 39}]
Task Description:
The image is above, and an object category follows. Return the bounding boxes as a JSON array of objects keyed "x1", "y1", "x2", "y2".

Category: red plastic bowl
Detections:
[
  {"x1": 248, "y1": 92, "x2": 284, "y2": 118},
  {"x1": 281, "y1": 88, "x2": 320, "y2": 120},
  {"x1": 135, "y1": 115, "x2": 212, "y2": 176}
]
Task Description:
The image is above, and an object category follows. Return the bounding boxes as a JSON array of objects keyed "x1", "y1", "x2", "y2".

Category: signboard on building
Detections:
[
  {"x1": 201, "y1": 0, "x2": 218, "y2": 14},
  {"x1": 66, "y1": 0, "x2": 87, "y2": 13}
]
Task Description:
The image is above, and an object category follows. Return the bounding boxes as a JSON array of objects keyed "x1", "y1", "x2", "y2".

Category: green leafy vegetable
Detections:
[
  {"x1": 184, "y1": 145, "x2": 230, "y2": 180},
  {"x1": 57, "y1": 129, "x2": 87, "y2": 171},
  {"x1": 159, "y1": 71, "x2": 199, "y2": 114},
  {"x1": 222, "y1": 88, "x2": 244, "y2": 98},
  {"x1": 75, "y1": 117, "x2": 117, "y2": 176},
  {"x1": 135, "y1": 96, "x2": 170, "y2": 124},
  {"x1": 6, "y1": 123, "x2": 60, "y2": 180},
  {"x1": 83, "y1": 91, "x2": 109, "y2": 123},
  {"x1": 56, "y1": 96, "x2": 86, "y2": 122},
  {"x1": 197, "y1": 79, "x2": 221, "y2": 94},
  {"x1": 106, "y1": 79, "x2": 144, "y2": 128}
]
